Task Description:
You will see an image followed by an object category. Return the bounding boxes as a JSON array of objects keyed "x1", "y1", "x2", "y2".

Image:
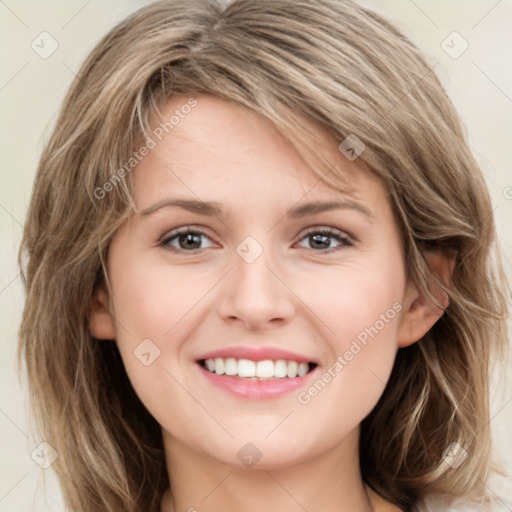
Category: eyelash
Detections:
[{"x1": 159, "y1": 226, "x2": 354, "y2": 254}]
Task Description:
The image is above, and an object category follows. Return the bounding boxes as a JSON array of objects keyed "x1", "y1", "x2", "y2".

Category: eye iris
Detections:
[
  {"x1": 168, "y1": 230, "x2": 343, "y2": 251},
  {"x1": 310, "y1": 233, "x2": 331, "y2": 249},
  {"x1": 179, "y1": 232, "x2": 202, "y2": 250}
]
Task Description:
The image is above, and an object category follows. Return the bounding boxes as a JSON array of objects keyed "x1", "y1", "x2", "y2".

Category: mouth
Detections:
[
  {"x1": 195, "y1": 357, "x2": 319, "y2": 399},
  {"x1": 198, "y1": 358, "x2": 318, "y2": 380}
]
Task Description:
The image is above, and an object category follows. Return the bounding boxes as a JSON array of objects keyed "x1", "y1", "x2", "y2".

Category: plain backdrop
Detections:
[{"x1": 1, "y1": 1, "x2": 511, "y2": 510}]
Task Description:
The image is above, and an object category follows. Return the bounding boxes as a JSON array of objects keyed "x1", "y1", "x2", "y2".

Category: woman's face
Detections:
[{"x1": 93, "y1": 94, "x2": 416, "y2": 469}]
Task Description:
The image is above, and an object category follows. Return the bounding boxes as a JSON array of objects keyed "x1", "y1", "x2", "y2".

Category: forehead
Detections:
[{"x1": 134, "y1": 94, "x2": 386, "y2": 211}]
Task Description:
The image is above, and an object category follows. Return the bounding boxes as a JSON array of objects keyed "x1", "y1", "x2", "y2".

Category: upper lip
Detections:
[{"x1": 196, "y1": 345, "x2": 317, "y2": 364}]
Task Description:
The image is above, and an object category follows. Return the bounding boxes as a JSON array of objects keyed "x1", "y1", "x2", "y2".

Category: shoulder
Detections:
[{"x1": 416, "y1": 493, "x2": 512, "y2": 512}]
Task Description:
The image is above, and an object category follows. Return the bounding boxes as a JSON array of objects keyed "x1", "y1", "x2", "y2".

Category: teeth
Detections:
[
  {"x1": 214, "y1": 358, "x2": 225, "y2": 375},
  {"x1": 202, "y1": 358, "x2": 313, "y2": 379},
  {"x1": 224, "y1": 357, "x2": 237, "y2": 376},
  {"x1": 286, "y1": 361, "x2": 297, "y2": 378},
  {"x1": 256, "y1": 360, "x2": 274, "y2": 378},
  {"x1": 274, "y1": 359, "x2": 288, "y2": 378},
  {"x1": 238, "y1": 359, "x2": 256, "y2": 377},
  {"x1": 297, "y1": 362, "x2": 309, "y2": 377}
]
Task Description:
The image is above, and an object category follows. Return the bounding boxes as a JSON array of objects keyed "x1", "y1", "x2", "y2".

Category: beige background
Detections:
[{"x1": 1, "y1": 1, "x2": 511, "y2": 510}]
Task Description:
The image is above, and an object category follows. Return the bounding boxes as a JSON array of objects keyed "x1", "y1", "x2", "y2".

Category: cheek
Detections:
[
  {"x1": 304, "y1": 254, "x2": 405, "y2": 343},
  {"x1": 295, "y1": 254, "x2": 404, "y2": 408},
  {"x1": 105, "y1": 260, "x2": 193, "y2": 430},
  {"x1": 109, "y1": 257, "x2": 213, "y2": 341},
  {"x1": 106, "y1": 257, "x2": 217, "y2": 406}
]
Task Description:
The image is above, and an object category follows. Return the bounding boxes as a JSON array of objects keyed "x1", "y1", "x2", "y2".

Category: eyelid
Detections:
[
  {"x1": 159, "y1": 224, "x2": 356, "y2": 255},
  {"x1": 159, "y1": 225, "x2": 218, "y2": 251},
  {"x1": 159, "y1": 225, "x2": 207, "y2": 243},
  {"x1": 298, "y1": 226, "x2": 355, "y2": 243},
  {"x1": 294, "y1": 226, "x2": 355, "y2": 253}
]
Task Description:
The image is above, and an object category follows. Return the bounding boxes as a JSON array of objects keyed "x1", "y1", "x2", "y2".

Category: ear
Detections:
[
  {"x1": 89, "y1": 288, "x2": 116, "y2": 340},
  {"x1": 397, "y1": 250, "x2": 456, "y2": 348}
]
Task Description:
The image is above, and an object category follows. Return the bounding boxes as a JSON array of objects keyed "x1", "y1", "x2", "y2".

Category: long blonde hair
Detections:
[{"x1": 18, "y1": 0, "x2": 509, "y2": 510}]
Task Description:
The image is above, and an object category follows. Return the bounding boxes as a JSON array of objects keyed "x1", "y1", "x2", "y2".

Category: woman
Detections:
[{"x1": 18, "y1": 1, "x2": 510, "y2": 510}]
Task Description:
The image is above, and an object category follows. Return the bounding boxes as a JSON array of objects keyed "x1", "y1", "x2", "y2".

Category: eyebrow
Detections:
[{"x1": 139, "y1": 197, "x2": 374, "y2": 220}]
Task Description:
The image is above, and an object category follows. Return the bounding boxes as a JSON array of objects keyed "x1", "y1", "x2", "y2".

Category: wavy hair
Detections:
[{"x1": 18, "y1": 0, "x2": 509, "y2": 510}]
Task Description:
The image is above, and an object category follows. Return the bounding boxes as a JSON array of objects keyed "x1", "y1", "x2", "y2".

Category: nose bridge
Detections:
[{"x1": 217, "y1": 236, "x2": 295, "y2": 328}]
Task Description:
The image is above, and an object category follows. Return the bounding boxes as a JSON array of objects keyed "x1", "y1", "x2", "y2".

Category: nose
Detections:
[{"x1": 217, "y1": 246, "x2": 295, "y2": 331}]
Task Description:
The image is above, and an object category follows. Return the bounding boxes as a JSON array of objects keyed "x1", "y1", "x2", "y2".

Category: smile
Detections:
[
  {"x1": 196, "y1": 358, "x2": 318, "y2": 400},
  {"x1": 200, "y1": 357, "x2": 317, "y2": 379}
]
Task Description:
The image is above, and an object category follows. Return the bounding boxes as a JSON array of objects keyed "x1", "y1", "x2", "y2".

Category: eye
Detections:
[
  {"x1": 159, "y1": 227, "x2": 216, "y2": 252},
  {"x1": 296, "y1": 228, "x2": 353, "y2": 253},
  {"x1": 159, "y1": 226, "x2": 354, "y2": 254}
]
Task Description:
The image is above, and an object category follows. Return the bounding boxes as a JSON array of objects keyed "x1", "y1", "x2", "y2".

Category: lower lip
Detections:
[{"x1": 196, "y1": 363, "x2": 317, "y2": 399}]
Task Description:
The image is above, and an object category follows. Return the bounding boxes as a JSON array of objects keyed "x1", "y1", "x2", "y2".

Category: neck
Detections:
[{"x1": 160, "y1": 428, "x2": 375, "y2": 512}]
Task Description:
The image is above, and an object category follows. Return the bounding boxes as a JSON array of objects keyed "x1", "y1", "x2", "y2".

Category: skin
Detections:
[{"x1": 90, "y1": 94, "x2": 451, "y2": 512}]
